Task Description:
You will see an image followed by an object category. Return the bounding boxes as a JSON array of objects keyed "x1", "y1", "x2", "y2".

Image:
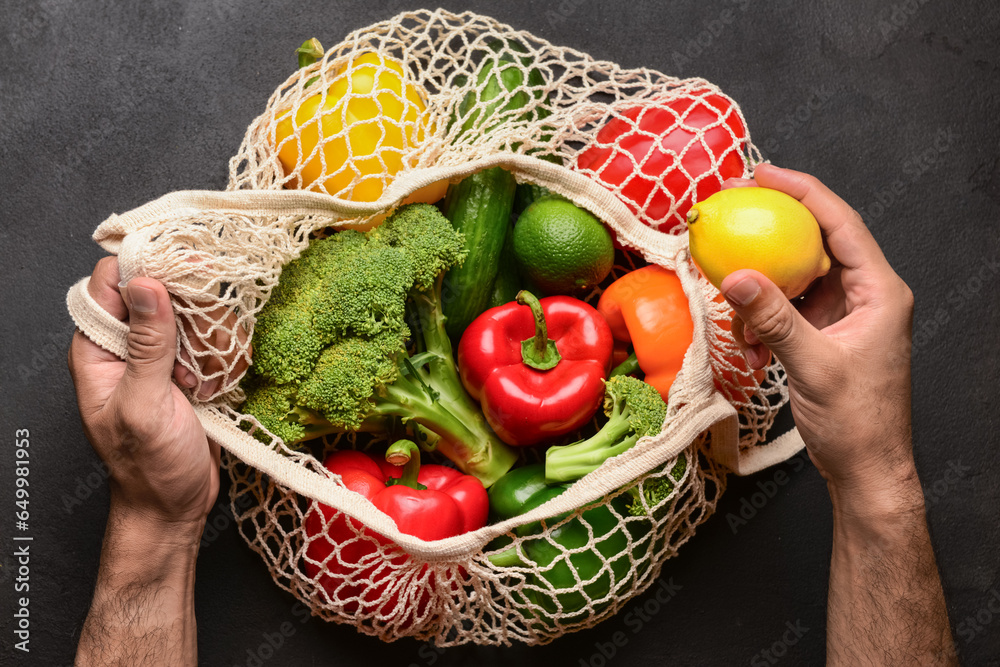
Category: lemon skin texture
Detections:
[{"x1": 687, "y1": 187, "x2": 831, "y2": 299}]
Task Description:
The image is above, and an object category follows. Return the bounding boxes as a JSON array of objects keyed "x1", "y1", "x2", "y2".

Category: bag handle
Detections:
[{"x1": 93, "y1": 154, "x2": 685, "y2": 276}]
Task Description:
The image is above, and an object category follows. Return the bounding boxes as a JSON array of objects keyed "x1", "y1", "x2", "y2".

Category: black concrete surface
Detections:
[{"x1": 2, "y1": 1, "x2": 998, "y2": 665}]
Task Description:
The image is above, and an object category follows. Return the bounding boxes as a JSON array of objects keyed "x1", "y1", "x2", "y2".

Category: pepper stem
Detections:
[
  {"x1": 296, "y1": 38, "x2": 324, "y2": 69},
  {"x1": 516, "y1": 290, "x2": 562, "y2": 371},
  {"x1": 384, "y1": 440, "x2": 427, "y2": 491},
  {"x1": 610, "y1": 352, "x2": 640, "y2": 378}
]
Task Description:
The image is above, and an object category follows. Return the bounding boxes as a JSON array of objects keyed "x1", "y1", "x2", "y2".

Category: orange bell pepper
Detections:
[{"x1": 596, "y1": 266, "x2": 693, "y2": 401}]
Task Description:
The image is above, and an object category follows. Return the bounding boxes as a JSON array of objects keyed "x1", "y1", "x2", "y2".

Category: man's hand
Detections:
[
  {"x1": 69, "y1": 256, "x2": 219, "y2": 666},
  {"x1": 719, "y1": 163, "x2": 956, "y2": 665}
]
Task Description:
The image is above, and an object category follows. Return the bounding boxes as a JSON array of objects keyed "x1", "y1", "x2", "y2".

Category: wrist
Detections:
[
  {"x1": 827, "y1": 461, "x2": 925, "y2": 527},
  {"x1": 105, "y1": 496, "x2": 205, "y2": 568}
]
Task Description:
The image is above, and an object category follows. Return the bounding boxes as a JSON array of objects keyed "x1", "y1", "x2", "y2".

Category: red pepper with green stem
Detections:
[
  {"x1": 303, "y1": 440, "x2": 488, "y2": 618},
  {"x1": 457, "y1": 291, "x2": 613, "y2": 446}
]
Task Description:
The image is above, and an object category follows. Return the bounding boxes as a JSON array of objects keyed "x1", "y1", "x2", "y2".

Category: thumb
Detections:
[
  {"x1": 120, "y1": 278, "x2": 178, "y2": 393},
  {"x1": 720, "y1": 270, "x2": 826, "y2": 378}
]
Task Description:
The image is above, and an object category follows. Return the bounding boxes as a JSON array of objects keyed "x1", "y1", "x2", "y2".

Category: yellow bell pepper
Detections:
[{"x1": 273, "y1": 51, "x2": 446, "y2": 203}]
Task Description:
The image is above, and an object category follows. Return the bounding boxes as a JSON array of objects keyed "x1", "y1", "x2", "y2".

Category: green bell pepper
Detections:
[{"x1": 486, "y1": 464, "x2": 645, "y2": 623}]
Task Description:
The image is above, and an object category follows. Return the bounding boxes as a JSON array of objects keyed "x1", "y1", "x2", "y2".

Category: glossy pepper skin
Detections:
[
  {"x1": 457, "y1": 292, "x2": 613, "y2": 446},
  {"x1": 596, "y1": 266, "x2": 693, "y2": 402},
  {"x1": 272, "y1": 51, "x2": 447, "y2": 204},
  {"x1": 303, "y1": 443, "x2": 488, "y2": 617},
  {"x1": 575, "y1": 89, "x2": 748, "y2": 234},
  {"x1": 487, "y1": 464, "x2": 643, "y2": 621}
]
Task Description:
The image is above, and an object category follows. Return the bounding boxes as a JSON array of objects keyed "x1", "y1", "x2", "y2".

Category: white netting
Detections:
[{"x1": 65, "y1": 9, "x2": 801, "y2": 647}]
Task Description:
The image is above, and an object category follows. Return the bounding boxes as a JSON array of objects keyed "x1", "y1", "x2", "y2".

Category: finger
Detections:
[
  {"x1": 730, "y1": 315, "x2": 770, "y2": 369},
  {"x1": 87, "y1": 256, "x2": 128, "y2": 321},
  {"x1": 752, "y1": 163, "x2": 889, "y2": 272},
  {"x1": 173, "y1": 352, "x2": 199, "y2": 390},
  {"x1": 720, "y1": 269, "x2": 828, "y2": 379},
  {"x1": 119, "y1": 278, "x2": 178, "y2": 397},
  {"x1": 722, "y1": 177, "x2": 757, "y2": 189}
]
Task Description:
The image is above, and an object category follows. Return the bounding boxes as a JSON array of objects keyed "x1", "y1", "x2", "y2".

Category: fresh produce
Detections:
[
  {"x1": 487, "y1": 228, "x2": 522, "y2": 309},
  {"x1": 596, "y1": 266, "x2": 693, "y2": 402},
  {"x1": 457, "y1": 291, "x2": 613, "y2": 447},
  {"x1": 512, "y1": 196, "x2": 614, "y2": 295},
  {"x1": 575, "y1": 89, "x2": 748, "y2": 234},
  {"x1": 304, "y1": 440, "x2": 488, "y2": 615},
  {"x1": 440, "y1": 167, "x2": 517, "y2": 340},
  {"x1": 272, "y1": 49, "x2": 446, "y2": 203},
  {"x1": 711, "y1": 293, "x2": 766, "y2": 400},
  {"x1": 454, "y1": 39, "x2": 551, "y2": 143},
  {"x1": 687, "y1": 186, "x2": 831, "y2": 299},
  {"x1": 241, "y1": 203, "x2": 517, "y2": 487},
  {"x1": 486, "y1": 464, "x2": 636, "y2": 620},
  {"x1": 512, "y1": 181, "x2": 557, "y2": 216},
  {"x1": 545, "y1": 375, "x2": 667, "y2": 483}
]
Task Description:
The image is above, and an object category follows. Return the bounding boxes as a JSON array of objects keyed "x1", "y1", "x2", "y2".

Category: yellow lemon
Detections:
[{"x1": 686, "y1": 187, "x2": 831, "y2": 298}]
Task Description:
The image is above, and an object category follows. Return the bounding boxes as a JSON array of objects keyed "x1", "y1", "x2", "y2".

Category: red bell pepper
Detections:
[
  {"x1": 457, "y1": 291, "x2": 613, "y2": 447},
  {"x1": 303, "y1": 440, "x2": 488, "y2": 618},
  {"x1": 575, "y1": 89, "x2": 748, "y2": 235}
]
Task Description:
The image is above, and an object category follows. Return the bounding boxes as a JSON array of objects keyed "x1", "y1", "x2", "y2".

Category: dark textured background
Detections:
[{"x1": 2, "y1": 1, "x2": 998, "y2": 665}]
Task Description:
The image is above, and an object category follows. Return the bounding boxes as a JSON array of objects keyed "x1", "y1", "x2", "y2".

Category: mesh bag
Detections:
[{"x1": 66, "y1": 9, "x2": 806, "y2": 646}]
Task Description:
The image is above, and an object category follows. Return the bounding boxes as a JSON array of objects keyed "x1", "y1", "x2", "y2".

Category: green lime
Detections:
[{"x1": 512, "y1": 196, "x2": 614, "y2": 295}]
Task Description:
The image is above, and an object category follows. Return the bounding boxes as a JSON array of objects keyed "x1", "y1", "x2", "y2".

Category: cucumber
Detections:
[
  {"x1": 455, "y1": 39, "x2": 551, "y2": 141},
  {"x1": 488, "y1": 227, "x2": 522, "y2": 309},
  {"x1": 441, "y1": 167, "x2": 517, "y2": 340},
  {"x1": 513, "y1": 183, "x2": 554, "y2": 216}
]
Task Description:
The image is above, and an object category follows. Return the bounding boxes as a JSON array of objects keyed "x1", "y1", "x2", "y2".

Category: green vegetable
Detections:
[
  {"x1": 625, "y1": 455, "x2": 689, "y2": 517},
  {"x1": 609, "y1": 352, "x2": 641, "y2": 378},
  {"x1": 486, "y1": 464, "x2": 643, "y2": 623},
  {"x1": 513, "y1": 182, "x2": 554, "y2": 216},
  {"x1": 441, "y1": 167, "x2": 517, "y2": 340},
  {"x1": 242, "y1": 203, "x2": 518, "y2": 487},
  {"x1": 487, "y1": 226, "x2": 522, "y2": 309},
  {"x1": 454, "y1": 39, "x2": 551, "y2": 142},
  {"x1": 544, "y1": 376, "x2": 668, "y2": 483}
]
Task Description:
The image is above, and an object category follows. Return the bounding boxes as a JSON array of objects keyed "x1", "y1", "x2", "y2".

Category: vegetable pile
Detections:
[{"x1": 237, "y1": 36, "x2": 756, "y2": 624}]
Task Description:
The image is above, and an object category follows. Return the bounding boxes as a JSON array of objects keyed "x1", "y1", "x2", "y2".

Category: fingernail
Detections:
[
  {"x1": 127, "y1": 282, "x2": 158, "y2": 313},
  {"x1": 197, "y1": 377, "x2": 221, "y2": 401},
  {"x1": 181, "y1": 370, "x2": 198, "y2": 388},
  {"x1": 725, "y1": 277, "x2": 761, "y2": 307}
]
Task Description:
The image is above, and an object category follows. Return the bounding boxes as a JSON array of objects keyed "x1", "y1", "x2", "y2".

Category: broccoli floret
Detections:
[
  {"x1": 241, "y1": 204, "x2": 518, "y2": 487},
  {"x1": 626, "y1": 454, "x2": 688, "y2": 517},
  {"x1": 544, "y1": 375, "x2": 668, "y2": 483}
]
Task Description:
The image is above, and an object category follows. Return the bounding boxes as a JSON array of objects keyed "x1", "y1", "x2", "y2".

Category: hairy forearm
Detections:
[
  {"x1": 826, "y1": 467, "x2": 957, "y2": 666},
  {"x1": 76, "y1": 501, "x2": 203, "y2": 667}
]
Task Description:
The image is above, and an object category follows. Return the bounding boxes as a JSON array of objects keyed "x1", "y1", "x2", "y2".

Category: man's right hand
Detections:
[{"x1": 720, "y1": 163, "x2": 918, "y2": 508}]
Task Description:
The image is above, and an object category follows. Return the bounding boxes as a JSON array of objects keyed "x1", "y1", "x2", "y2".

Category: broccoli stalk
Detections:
[
  {"x1": 242, "y1": 204, "x2": 517, "y2": 487},
  {"x1": 544, "y1": 375, "x2": 687, "y2": 516},
  {"x1": 544, "y1": 375, "x2": 668, "y2": 483}
]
